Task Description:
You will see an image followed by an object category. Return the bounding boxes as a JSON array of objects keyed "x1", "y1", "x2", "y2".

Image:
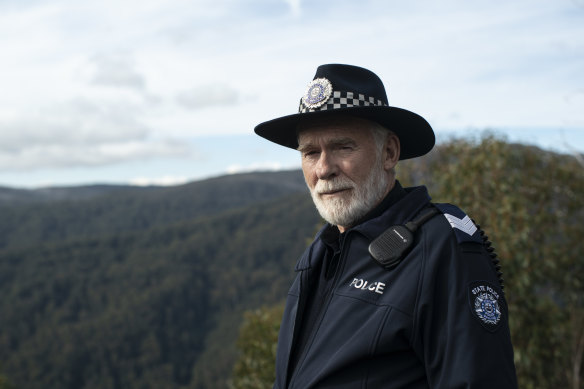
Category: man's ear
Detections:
[{"x1": 384, "y1": 133, "x2": 400, "y2": 171}]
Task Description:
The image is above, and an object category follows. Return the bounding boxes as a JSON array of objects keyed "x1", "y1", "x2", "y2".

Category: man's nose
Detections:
[{"x1": 315, "y1": 152, "x2": 338, "y2": 180}]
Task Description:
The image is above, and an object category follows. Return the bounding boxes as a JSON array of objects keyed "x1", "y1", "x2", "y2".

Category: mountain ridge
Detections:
[
  {"x1": 0, "y1": 170, "x2": 309, "y2": 250},
  {"x1": 0, "y1": 170, "x2": 320, "y2": 389},
  {"x1": 0, "y1": 169, "x2": 307, "y2": 205}
]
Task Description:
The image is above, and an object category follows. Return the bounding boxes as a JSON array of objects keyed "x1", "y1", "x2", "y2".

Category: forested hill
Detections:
[
  {"x1": 0, "y1": 170, "x2": 308, "y2": 206},
  {"x1": 0, "y1": 170, "x2": 308, "y2": 250},
  {"x1": 2, "y1": 137, "x2": 583, "y2": 389},
  {"x1": 0, "y1": 169, "x2": 320, "y2": 389}
]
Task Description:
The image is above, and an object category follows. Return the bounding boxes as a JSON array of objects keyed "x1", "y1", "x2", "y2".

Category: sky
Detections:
[{"x1": 0, "y1": 0, "x2": 583, "y2": 188}]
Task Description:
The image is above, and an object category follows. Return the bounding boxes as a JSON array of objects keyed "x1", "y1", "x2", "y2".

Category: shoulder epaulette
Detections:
[
  {"x1": 434, "y1": 203, "x2": 505, "y2": 292},
  {"x1": 434, "y1": 203, "x2": 483, "y2": 244}
]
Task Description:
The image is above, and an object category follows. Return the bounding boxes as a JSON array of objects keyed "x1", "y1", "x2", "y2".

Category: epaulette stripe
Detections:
[
  {"x1": 433, "y1": 203, "x2": 483, "y2": 244},
  {"x1": 444, "y1": 214, "x2": 478, "y2": 236}
]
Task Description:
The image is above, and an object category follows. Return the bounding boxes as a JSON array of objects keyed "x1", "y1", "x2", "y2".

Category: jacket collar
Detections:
[
  {"x1": 352, "y1": 185, "x2": 431, "y2": 240},
  {"x1": 294, "y1": 185, "x2": 431, "y2": 272}
]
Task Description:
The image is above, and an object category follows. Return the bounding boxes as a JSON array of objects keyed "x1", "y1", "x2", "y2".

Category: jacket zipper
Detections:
[{"x1": 287, "y1": 232, "x2": 350, "y2": 388}]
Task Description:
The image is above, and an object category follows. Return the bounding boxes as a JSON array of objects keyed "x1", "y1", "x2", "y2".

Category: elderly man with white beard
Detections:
[
  {"x1": 297, "y1": 117, "x2": 397, "y2": 231},
  {"x1": 254, "y1": 64, "x2": 518, "y2": 389}
]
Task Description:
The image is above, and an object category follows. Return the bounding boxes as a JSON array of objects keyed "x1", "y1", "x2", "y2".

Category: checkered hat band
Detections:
[{"x1": 299, "y1": 90, "x2": 387, "y2": 113}]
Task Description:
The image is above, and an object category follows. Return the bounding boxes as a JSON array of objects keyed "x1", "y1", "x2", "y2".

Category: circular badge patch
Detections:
[
  {"x1": 303, "y1": 77, "x2": 332, "y2": 109},
  {"x1": 468, "y1": 281, "x2": 504, "y2": 332},
  {"x1": 474, "y1": 291, "x2": 501, "y2": 325}
]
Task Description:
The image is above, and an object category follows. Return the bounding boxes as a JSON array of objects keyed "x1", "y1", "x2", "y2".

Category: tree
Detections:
[
  {"x1": 0, "y1": 373, "x2": 14, "y2": 389},
  {"x1": 231, "y1": 135, "x2": 584, "y2": 389},
  {"x1": 230, "y1": 304, "x2": 284, "y2": 389},
  {"x1": 399, "y1": 134, "x2": 584, "y2": 388}
]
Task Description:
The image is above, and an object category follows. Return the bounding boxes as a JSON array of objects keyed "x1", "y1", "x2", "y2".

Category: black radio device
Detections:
[{"x1": 368, "y1": 206, "x2": 440, "y2": 270}]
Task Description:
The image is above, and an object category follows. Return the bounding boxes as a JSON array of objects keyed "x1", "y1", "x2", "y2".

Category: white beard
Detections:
[{"x1": 309, "y1": 161, "x2": 389, "y2": 229}]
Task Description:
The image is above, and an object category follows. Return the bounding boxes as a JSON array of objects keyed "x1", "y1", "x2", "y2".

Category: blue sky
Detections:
[{"x1": 0, "y1": 0, "x2": 582, "y2": 188}]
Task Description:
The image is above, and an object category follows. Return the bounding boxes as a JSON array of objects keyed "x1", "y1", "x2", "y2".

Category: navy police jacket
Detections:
[{"x1": 274, "y1": 186, "x2": 518, "y2": 388}]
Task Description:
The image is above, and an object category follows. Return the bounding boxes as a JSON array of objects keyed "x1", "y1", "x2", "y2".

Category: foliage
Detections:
[
  {"x1": 0, "y1": 170, "x2": 307, "y2": 250},
  {"x1": 230, "y1": 134, "x2": 584, "y2": 389},
  {"x1": 2, "y1": 138, "x2": 583, "y2": 389},
  {"x1": 230, "y1": 305, "x2": 285, "y2": 389},
  {"x1": 0, "y1": 374, "x2": 14, "y2": 389},
  {"x1": 402, "y1": 134, "x2": 583, "y2": 388},
  {"x1": 0, "y1": 171, "x2": 319, "y2": 389}
]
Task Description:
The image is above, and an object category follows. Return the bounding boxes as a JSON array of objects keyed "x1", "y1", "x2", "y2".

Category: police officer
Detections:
[{"x1": 254, "y1": 64, "x2": 518, "y2": 388}]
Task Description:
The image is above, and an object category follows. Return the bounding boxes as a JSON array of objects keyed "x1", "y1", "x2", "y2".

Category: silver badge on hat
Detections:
[{"x1": 303, "y1": 77, "x2": 333, "y2": 109}]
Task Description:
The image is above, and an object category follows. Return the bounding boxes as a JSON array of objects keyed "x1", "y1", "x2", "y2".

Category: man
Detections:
[{"x1": 254, "y1": 64, "x2": 517, "y2": 388}]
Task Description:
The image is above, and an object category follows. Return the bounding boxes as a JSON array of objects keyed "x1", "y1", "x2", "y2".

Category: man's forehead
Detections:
[
  {"x1": 298, "y1": 128, "x2": 359, "y2": 144},
  {"x1": 297, "y1": 117, "x2": 374, "y2": 145}
]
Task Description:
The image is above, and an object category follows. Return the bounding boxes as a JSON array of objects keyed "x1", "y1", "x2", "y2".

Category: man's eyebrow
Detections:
[
  {"x1": 330, "y1": 137, "x2": 357, "y2": 147},
  {"x1": 298, "y1": 137, "x2": 357, "y2": 152},
  {"x1": 297, "y1": 141, "x2": 317, "y2": 152}
]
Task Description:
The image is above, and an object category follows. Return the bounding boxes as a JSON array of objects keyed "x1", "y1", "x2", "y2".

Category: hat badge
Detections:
[{"x1": 303, "y1": 77, "x2": 332, "y2": 109}]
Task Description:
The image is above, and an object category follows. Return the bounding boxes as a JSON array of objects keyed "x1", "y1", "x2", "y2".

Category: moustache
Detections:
[{"x1": 314, "y1": 177, "x2": 355, "y2": 195}]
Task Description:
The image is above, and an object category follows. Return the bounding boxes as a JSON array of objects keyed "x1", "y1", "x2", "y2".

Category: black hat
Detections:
[{"x1": 254, "y1": 64, "x2": 435, "y2": 160}]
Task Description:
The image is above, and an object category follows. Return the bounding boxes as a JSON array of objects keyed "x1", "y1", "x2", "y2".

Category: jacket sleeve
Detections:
[{"x1": 412, "y1": 211, "x2": 518, "y2": 389}]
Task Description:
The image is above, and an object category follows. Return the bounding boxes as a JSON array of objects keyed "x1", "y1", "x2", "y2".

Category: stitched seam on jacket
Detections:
[
  {"x1": 365, "y1": 305, "x2": 391, "y2": 389},
  {"x1": 332, "y1": 291, "x2": 414, "y2": 318},
  {"x1": 410, "y1": 225, "x2": 427, "y2": 348}
]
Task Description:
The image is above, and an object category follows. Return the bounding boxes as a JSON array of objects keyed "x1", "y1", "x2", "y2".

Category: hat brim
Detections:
[{"x1": 254, "y1": 106, "x2": 435, "y2": 160}]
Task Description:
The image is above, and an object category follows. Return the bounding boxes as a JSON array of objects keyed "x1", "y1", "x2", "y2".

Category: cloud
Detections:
[
  {"x1": 0, "y1": 0, "x2": 582, "y2": 188},
  {"x1": 0, "y1": 139, "x2": 191, "y2": 171},
  {"x1": 0, "y1": 98, "x2": 149, "y2": 150},
  {"x1": 226, "y1": 161, "x2": 290, "y2": 174},
  {"x1": 0, "y1": 97, "x2": 191, "y2": 171},
  {"x1": 129, "y1": 175, "x2": 190, "y2": 186},
  {"x1": 88, "y1": 52, "x2": 147, "y2": 90},
  {"x1": 176, "y1": 84, "x2": 240, "y2": 109},
  {"x1": 285, "y1": 0, "x2": 301, "y2": 16}
]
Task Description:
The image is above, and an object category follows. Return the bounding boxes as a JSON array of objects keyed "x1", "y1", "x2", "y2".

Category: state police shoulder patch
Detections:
[{"x1": 468, "y1": 281, "x2": 504, "y2": 332}]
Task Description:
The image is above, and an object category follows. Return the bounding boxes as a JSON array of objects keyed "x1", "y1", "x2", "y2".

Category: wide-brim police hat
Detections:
[{"x1": 254, "y1": 64, "x2": 435, "y2": 160}]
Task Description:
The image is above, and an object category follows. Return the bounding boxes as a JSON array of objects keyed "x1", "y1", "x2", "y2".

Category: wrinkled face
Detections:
[{"x1": 298, "y1": 118, "x2": 396, "y2": 232}]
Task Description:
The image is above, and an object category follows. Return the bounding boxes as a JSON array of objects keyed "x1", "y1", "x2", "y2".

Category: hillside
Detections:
[
  {"x1": 0, "y1": 170, "x2": 320, "y2": 389},
  {"x1": 0, "y1": 170, "x2": 307, "y2": 206},
  {"x1": 1, "y1": 138, "x2": 583, "y2": 389},
  {"x1": 0, "y1": 170, "x2": 308, "y2": 250}
]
